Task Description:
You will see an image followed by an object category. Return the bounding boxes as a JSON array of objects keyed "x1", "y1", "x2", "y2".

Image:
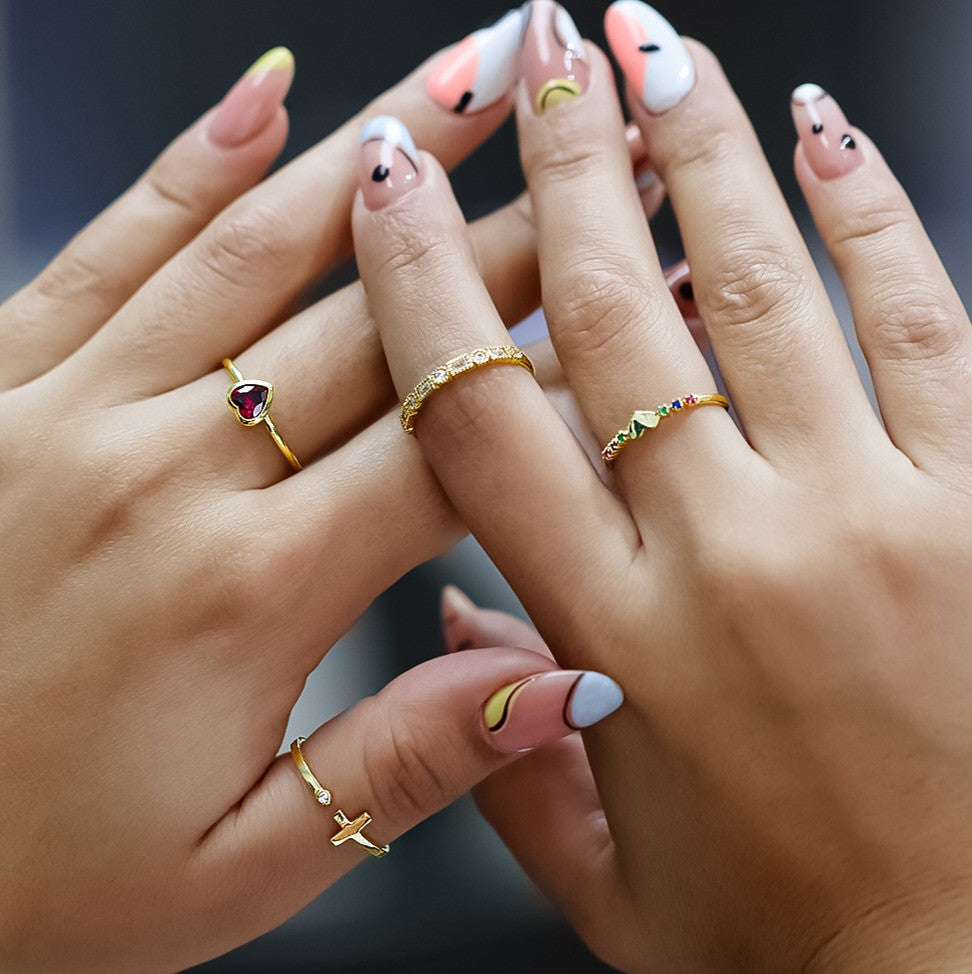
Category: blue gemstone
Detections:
[{"x1": 672, "y1": 399, "x2": 682, "y2": 410}]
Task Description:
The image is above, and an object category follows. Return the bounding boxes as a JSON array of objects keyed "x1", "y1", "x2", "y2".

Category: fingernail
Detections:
[
  {"x1": 604, "y1": 1, "x2": 694, "y2": 114},
  {"x1": 484, "y1": 670, "x2": 623, "y2": 754},
  {"x1": 207, "y1": 46, "x2": 295, "y2": 149},
  {"x1": 791, "y1": 84, "x2": 863, "y2": 181},
  {"x1": 664, "y1": 259, "x2": 699, "y2": 322},
  {"x1": 441, "y1": 585, "x2": 478, "y2": 653},
  {"x1": 427, "y1": 9, "x2": 526, "y2": 115},
  {"x1": 634, "y1": 160, "x2": 659, "y2": 192},
  {"x1": 359, "y1": 116, "x2": 421, "y2": 210},
  {"x1": 521, "y1": 0, "x2": 589, "y2": 115}
]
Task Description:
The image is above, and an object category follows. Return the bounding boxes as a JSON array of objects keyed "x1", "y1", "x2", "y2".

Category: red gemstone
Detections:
[{"x1": 230, "y1": 382, "x2": 270, "y2": 421}]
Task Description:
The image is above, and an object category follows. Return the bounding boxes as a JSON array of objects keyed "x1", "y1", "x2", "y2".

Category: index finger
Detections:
[{"x1": 352, "y1": 119, "x2": 637, "y2": 638}]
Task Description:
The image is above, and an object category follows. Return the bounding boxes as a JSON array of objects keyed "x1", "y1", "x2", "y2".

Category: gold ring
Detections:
[
  {"x1": 290, "y1": 737, "x2": 389, "y2": 859},
  {"x1": 601, "y1": 393, "x2": 730, "y2": 464},
  {"x1": 400, "y1": 345, "x2": 535, "y2": 435},
  {"x1": 222, "y1": 358, "x2": 301, "y2": 471}
]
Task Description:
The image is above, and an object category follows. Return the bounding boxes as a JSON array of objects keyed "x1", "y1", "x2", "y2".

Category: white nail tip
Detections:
[
  {"x1": 612, "y1": 0, "x2": 695, "y2": 114},
  {"x1": 567, "y1": 673, "x2": 624, "y2": 728},
  {"x1": 555, "y1": 4, "x2": 584, "y2": 54},
  {"x1": 467, "y1": 9, "x2": 527, "y2": 112},
  {"x1": 791, "y1": 83, "x2": 826, "y2": 105},
  {"x1": 360, "y1": 116, "x2": 417, "y2": 158}
]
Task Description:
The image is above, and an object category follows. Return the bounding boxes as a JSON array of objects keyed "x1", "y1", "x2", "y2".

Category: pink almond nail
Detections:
[{"x1": 791, "y1": 83, "x2": 863, "y2": 181}]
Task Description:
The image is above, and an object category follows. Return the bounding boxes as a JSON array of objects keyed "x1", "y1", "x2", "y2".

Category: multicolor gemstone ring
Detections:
[
  {"x1": 290, "y1": 737, "x2": 390, "y2": 859},
  {"x1": 222, "y1": 358, "x2": 301, "y2": 471},
  {"x1": 601, "y1": 393, "x2": 730, "y2": 464},
  {"x1": 400, "y1": 344, "x2": 536, "y2": 435}
]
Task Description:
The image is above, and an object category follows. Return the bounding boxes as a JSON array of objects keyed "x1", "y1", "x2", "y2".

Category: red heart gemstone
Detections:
[{"x1": 229, "y1": 382, "x2": 270, "y2": 422}]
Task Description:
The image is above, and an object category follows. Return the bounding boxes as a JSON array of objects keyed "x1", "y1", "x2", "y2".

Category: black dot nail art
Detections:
[
  {"x1": 453, "y1": 91, "x2": 473, "y2": 114},
  {"x1": 372, "y1": 165, "x2": 390, "y2": 182},
  {"x1": 679, "y1": 282, "x2": 694, "y2": 302},
  {"x1": 812, "y1": 123, "x2": 824, "y2": 134},
  {"x1": 639, "y1": 42, "x2": 661, "y2": 52},
  {"x1": 840, "y1": 134, "x2": 856, "y2": 150}
]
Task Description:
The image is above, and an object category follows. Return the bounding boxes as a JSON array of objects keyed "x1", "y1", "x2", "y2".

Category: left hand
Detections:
[{"x1": 352, "y1": 2, "x2": 972, "y2": 970}]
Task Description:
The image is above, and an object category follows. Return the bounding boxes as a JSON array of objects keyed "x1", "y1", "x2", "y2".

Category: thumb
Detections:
[{"x1": 185, "y1": 646, "x2": 623, "y2": 962}]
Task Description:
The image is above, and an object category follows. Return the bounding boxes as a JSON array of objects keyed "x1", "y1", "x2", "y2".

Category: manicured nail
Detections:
[
  {"x1": 441, "y1": 585, "x2": 478, "y2": 653},
  {"x1": 359, "y1": 116, "x2": 421, "y2": 210},
  {"x1": 791, "y1": 84, "x2": 863, "y2": 181},
  {"x1": 484, "y1": 670, "x2": 623, "y2": 753},
  {"x1": 604, "y1": 1, "x2": 694, "y2": 114},
  {"x1": 521, "y1": 1, "x2": 589, "y2": 115},
  {"x1": 427, "y1": 9, "x2": 526, "y2": 115},
  {"x1": 207, "y1": 47, "x2": 295, "y2": 149}
]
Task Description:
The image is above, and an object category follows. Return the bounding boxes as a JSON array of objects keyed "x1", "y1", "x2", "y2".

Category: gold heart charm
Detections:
[{"x1": 629, "y1": 410, "x2": 660, "y2": 435}]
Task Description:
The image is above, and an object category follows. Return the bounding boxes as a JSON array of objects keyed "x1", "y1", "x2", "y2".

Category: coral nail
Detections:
[
  {"x1": 359, "y1": 116, "x2": 421, "y2": 210},
  {"x1": 484, "y1": 670, "x2": 624, "y2": 753},
  {"x1": 521, "y1": 0, "x2": 589, "y2": 115},
  {"x1": 207, "y1": 46, "x2": 295, "y2": 149},
  {"x1": 791, "y1": 84, "x2": 863, "y2": 181},
  {"x1": 427, "y1": 9, "x2": 526, "y2": 115},
  {"x1": 604, "y1": 1, "x2": 694, "y2": 114}
]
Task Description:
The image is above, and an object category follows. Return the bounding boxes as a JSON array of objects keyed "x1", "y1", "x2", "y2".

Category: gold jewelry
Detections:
[
  {"x1": 222, "y1": 358, "x2": 301, "y2": 471},
  {"x1": 290, "y1": 737, "x2": 389, "y2": 859},
  {"x1": 400, "y1": 345, "x2": 535, "y2": 435},
  {"x1": 602, "y1": 393, "x2": 730, "y2": 463}
]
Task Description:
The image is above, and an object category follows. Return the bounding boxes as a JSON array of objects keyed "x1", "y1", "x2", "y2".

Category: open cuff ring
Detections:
[
  {"x1": 290, "y1": 737, "x2": 389, "y2": 859},
  {"x1": 223, "y1": 358, "x2": 301, "y2": 471}
]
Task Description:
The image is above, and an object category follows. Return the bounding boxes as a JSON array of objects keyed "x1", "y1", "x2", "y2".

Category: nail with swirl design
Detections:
[
  {"x1": 521, "y1": 0, "x2": 589, "y2": 115},
  {"x1": 484, "y1": 670, "x2": 624, "y2": 753},
  {"x1": 359, "y1": 116, "x2": 421, "y2": 211}
]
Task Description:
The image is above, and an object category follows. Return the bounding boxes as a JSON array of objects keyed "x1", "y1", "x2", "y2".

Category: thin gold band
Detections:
[
  {"x1": 222, "y1": 358, "x2": 301, "y2": 471},
  {"x1": 602, "y1": 394, "x2": 730, "y2": 464},
  {"x1": 400, "y1": 345, "x2": 535, "y2": 435},
  {"x1": 290, "y1": 737, "x2": 389, "y2": 859}
]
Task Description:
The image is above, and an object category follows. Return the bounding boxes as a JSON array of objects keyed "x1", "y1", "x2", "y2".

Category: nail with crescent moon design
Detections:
[{"x1": 522, "y1": 0, "x2": 589, "y2": 115}]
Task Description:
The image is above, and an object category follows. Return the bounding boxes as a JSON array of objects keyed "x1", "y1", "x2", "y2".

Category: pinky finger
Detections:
[
  {"x1": 792, "y1": 84, "x2": 972, "y2": 471},
  {"x1": 0, "y1": 47, "x2": 294, "y2": 390}
]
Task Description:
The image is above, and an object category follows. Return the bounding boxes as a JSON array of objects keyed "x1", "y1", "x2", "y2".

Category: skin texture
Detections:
[
  {"x1": 0, "y1": 26, "x2": 683, "y2": 968},
  {"x1": 354, "y1": 20, "x2": 972, "y2": 974},
  {"x1": 0, "y1": 46, "x2": 603, "y2": 972}
]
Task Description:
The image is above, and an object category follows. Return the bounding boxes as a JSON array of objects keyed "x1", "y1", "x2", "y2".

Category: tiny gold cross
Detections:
[{"x1": 330, "y1": 809, "x2": 389, "y2": 858}]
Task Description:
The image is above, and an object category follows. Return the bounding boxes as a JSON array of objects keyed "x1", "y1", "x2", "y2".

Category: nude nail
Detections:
[
  {"x1": 604, "y1": 1, "x2": 694, "y2": 114},
  {"x1": 441, "y1": 585, "x2": 478, "y2": 653},
  {"x1": 484, "y1": 670, "x2": 623, "y2": 753},
  {"x1": 521, "y1": 0, "x2": 589, "y2": 115},
  {"x1": 791, "y1": 84, "x2": 863, "y2": 181},
  {"x1": 427, "y1": 9, "x2": 526, "y2": 115},
  {"x1": 207, "y1": 47, "x2": 295, "y2": 149},
  {"x1": 359, "y1": 116, "x2": 421, "y2": 211}
]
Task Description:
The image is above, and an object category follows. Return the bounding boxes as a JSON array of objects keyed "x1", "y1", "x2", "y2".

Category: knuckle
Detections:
[
  {"x1": 373, "y1": 232, "x2": 462, "y2": 294},
  {"x1": 139, "y1": 163, "x2": 200, "y2": 218},
  {"x1": 361, "y1": 699, "x2": 459, "y2": 823},
  {"x1": 523, "y1": 137, "x2": 613, "y2": 191},
  {"x1": 551, "y1": 258, "x2": 658, "y2": 360},
  {"x1": 33, "y1": 247, "x2": 128, "y2": 309},
  {"x1": 704, "y1": 240, "x2": 814, "y2": 343},
  {"x1": 827, "y1": 200, "x2": 914, "y2": 254},
  {"x1": 196, "y1": 205, "x2": 285, "y2": 290},
  {"x1": 660, "y1": 120, "x2": 737, "y2": 181},
  {"x1": 867, "y1": 291, "x2": 966, "y2": 365}
]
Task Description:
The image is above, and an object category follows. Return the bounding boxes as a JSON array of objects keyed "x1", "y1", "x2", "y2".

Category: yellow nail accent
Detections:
[
  {"x1": 483, "y1": 677, "x2": 533, "y2": 731},
  {"x1": 535, "y1": 78, "x2": 582, "y2": 114},
  {"x1": 246, "y1": 46, "x2": 295, "y2": 77}
]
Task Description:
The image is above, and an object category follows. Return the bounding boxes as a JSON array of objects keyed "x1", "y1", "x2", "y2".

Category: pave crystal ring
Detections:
[
  {"x1": 222, "y1": 358, "x2": 301, "y2": 471},
  {"x1": 290, "y1": 737, "x2": 390, "y2": 859},
  {"x1": 601, "y1": 393, "x2": 730, "y2": 464},
  {"x1": 400, "y1": 345, "x2": 535, "y2": 435}
]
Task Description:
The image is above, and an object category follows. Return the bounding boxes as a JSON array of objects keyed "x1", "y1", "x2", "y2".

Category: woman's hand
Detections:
[
  {"x1": 354, "y1": 2, "x2": 972, "y2": 970},
  {"x1": 0, "y1": 28, "x2": 640, "y2": 969}
]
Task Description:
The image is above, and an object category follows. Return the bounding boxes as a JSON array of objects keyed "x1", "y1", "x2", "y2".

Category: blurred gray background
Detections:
[{"x1": 2, "y1": 1, "x2": 969, "y2": 971}]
